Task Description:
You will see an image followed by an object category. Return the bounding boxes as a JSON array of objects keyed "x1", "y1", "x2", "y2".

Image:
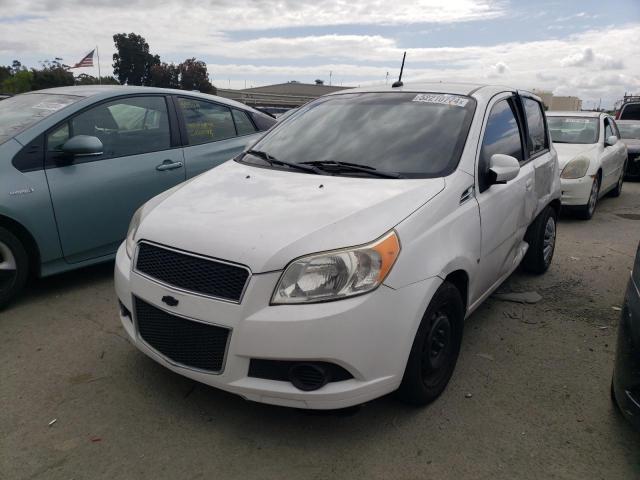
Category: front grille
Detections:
[
  {"x1": 135, "y1": 242, "x2": 250, "y2": 302},
  {"x1": 135, "y1": 297, "x2": 230, "y2": 372}
]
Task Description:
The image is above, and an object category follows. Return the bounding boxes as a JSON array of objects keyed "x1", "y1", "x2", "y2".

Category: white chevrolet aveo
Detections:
[
  {"x1": 547, "y1": 111, "x2": 627, "y2": 219},
  {"x1": 115, "y1": 83, "x2": 561, "y2": 409}
]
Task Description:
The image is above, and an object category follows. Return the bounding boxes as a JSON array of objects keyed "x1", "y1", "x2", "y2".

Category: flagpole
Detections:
[{"x1": 96, "y1": 45, "x2": 101, "y2": 85}]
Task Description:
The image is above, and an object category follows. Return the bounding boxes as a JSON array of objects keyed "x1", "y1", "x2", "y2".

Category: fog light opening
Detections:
[{"x1": 288, "y1": 363, "x2": 331, "y2": 391}]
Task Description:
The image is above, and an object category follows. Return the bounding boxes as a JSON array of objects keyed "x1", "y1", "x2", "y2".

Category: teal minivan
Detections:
[{"x1": 0, "y1": 85, "x2": 275, "y2": 307}]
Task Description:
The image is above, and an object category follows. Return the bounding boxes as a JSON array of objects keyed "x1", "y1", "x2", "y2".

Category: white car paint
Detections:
[
  {"x1": 115, "y1": 83, "x2": 561, "y2": 409},
  {"x1": 548, "y1": 111, "x2": 627, "y2": 208}
]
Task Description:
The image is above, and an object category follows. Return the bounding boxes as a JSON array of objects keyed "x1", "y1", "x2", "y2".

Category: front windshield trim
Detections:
[{"x1": 243, "y1": 91, "x2": 478, "y2": 179}]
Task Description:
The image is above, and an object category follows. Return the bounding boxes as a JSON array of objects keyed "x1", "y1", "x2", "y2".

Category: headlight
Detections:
[
  {"x1": 561, "y1": 156, "x2": 590, "y2": 179},
  {"x1": 271, "y1": 231, "x2": 401, "y2": 304},
  {"x1": 125, "y1": 206, "x2": 144, "y2": 258}
]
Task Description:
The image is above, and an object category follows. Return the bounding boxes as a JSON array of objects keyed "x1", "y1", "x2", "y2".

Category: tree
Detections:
[
  {"x1": 75, "y1": 73, "x2": 119, "y2": 85},
  {"x1": 0, "y1": 66, "x2": 10, "y2": 85},
  {"x1": 2, "y1": 70, "x2": 33, "y2": 93},
  {"x1": 30, "y1": 58, "x2": 74, "y2": 90},
  {"x1": 149, "y1": 62, "x2": 180, "y2": 89},
  {"x1": 177, "y1": 58, "x2": 215, "y2": 93},
  {"x1": 112, "y1": 33, "x2": 160, "y2": 86}
]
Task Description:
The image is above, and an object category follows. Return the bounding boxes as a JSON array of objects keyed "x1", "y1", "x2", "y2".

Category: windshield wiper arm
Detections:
[
  {"x1": 301, "y1": 160, "x2": 403, "y2": 179},
  {"x1": 245, "y1": 150, "x2": 321, "y2": 174}
]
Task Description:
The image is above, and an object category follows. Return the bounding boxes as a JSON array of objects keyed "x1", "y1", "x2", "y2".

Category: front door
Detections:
[
  {"x1": 45, "y1": 95, "x2": 186, "y2": 263},
  {"x1": 473, "y1": 94, "x2": 532, "y2": 302}
]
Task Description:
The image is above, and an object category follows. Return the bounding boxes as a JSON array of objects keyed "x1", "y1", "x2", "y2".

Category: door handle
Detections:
[
  {"x1": 525, "y1": 179, "x2": 533, "y2": 191},
  {"x1": 156, "y1": 160, "x2": 184, "y2": 171}
]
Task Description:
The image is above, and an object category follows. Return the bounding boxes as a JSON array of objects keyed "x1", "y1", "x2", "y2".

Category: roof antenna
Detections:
[{"x1": 392, "y1": 52, "x2": 406, "y2": 88}]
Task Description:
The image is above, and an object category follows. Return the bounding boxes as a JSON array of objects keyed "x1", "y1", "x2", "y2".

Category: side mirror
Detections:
[
  {"x1": 61, "y1": 135, "x2": 103, "y2": 157},
  {"x1": 488, "y1": 154, "x2": 520, "y2": 184},
  {"x1": 605, "y1": 135, "x2": 618, "y2": 147}
]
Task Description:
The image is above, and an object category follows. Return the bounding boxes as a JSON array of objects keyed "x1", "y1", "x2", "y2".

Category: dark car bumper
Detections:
[
  {"x1": 625, "y1": 150, "x2": 640, "y2": 179},
  {"x1": 612, "y1": 274, "x2": 640, "y2": 430}
]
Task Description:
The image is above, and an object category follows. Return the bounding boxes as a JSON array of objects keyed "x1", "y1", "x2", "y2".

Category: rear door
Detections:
[
  {"x1": 519, "y1": 94, "x2": 556, "y2": 220},
  {"x1": 474, "y1": 93, "x2": 531, "y2": 300},
  {"x1": 602, "y1": 116, "x2": 624, "y2": 189},
  {"x1": 45, "y1": 95, "x2": 185, "y2": 263},
  {"x1": 175, "y1": 97, "x2": 263, "y2": 177}
]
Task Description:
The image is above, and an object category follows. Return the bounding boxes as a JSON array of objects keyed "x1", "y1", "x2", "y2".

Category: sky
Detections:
[{"x1": 0, "y1": 0, "x2": 639, "y2": 108}]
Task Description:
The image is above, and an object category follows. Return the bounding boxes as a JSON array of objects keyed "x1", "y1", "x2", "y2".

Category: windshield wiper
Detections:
[
  {"x1": 301, "y1": 160, "x2": 403, "y2": 179},
  {"x1": 244, "y1": 150, "x2": 321, "y2": 174}
]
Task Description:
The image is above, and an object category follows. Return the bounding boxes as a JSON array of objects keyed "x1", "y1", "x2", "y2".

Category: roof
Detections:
[
  {"x1": 546, "y1": 111, "x2": 602, "y2": 117},
  {"x1": 239, "y1": 82, "x2": 350, "y2": 97},
  {"x1": 325, "y1": 82, "x2": 525, "y2": 99},
  {"x1": 616, "y1": 119, "x2": 640, "y2": 124},
  {"x1": 20, "y1": 85, "x2": 262, "y2": 113}
]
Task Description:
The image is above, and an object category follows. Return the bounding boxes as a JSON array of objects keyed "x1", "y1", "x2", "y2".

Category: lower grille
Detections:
[{"x1": 135, "y1": 297, "x2": 230, "y2": 372}]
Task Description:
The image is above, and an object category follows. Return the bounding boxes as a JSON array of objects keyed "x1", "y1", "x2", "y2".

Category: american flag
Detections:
[{"x1": 71, "y1": 50, "x2": 94, "y2": 68}]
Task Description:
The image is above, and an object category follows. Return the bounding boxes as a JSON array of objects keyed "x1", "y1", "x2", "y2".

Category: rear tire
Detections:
[
  {"x1": 575, "y1": 176, "x2": 600, "y2": 220},
  {"x1": 397, "y1": 282, "x2": 464, "y2": 406},
  {"x1": 522, "y1": 206, "x2": 557, "y2": 274},
  {"x1": 0, "y1": 226, "x2": 29, "y2": 309}
]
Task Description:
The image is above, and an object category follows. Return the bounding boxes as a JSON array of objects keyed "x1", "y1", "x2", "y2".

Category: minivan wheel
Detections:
[
  {"x1": 576, "y1": 176, "x2": 600, "y2": 220},
  {"x1": 0, "y1": 226, "x2": 29, "y2": 309},
  {"x1": 397, "y1": 281, "x2": 464, "y2": 406},
  {"x1": 522, "y1": 206, "x2": 557, "y2": 274}
]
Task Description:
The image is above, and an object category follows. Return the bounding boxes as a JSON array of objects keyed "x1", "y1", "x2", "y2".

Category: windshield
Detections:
[
  {"x1": 245, "y1": 92, "x2": 476, "y2": 178},
  {"x1": 620, "y1": 103, "x2": 640, "y2": 120},
  {"x1": 547, "y1": 116, "x2": 599, "y2": 144},
  {"x1": 0, "y1": 93, "x2": 81, "y2": 144},
  {"x1": 617, "y1": 122, "x2": 640, "y2": 140}
]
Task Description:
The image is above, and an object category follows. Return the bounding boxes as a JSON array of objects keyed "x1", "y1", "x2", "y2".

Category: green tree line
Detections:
[{"x1": 1, "y1": 33, "x2": 215, "y2": 94}]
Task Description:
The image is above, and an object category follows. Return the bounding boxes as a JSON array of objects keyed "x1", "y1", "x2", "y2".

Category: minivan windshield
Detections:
[
  {"x1": 243, "y1": 92, "x2": 476, "y2": 178},
  {"x1": 0, "y1": 93, "x2": 81, "y2": 144},
  {"x1": 547, "y1": 116, "x2": 599, "y2": 144}
]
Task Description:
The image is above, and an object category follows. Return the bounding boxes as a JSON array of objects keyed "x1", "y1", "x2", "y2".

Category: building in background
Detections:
[
  {"x1": 533, "y1": 90, "x2": 582, "y2": 111},
  {"x1": 217, "y1": 81, "x2": 351, "y2": 113}
]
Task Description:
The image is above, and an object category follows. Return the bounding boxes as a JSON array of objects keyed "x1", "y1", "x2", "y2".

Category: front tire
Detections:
[
  {"x1": 397, "y1": 281, "x2": 464, "y2": 406},
  {"x1": 0, "y1": 226, "x2": 29, "y2": 309},
  {"x1": 575, "y1": 175, "x2": 600, "y2": 220},
  {"x1": 522, "y1": 206, "x2": 557, "y2": 274},
  {"x1": 609, "y1": 163, "x2": 626, "y2": 198}
]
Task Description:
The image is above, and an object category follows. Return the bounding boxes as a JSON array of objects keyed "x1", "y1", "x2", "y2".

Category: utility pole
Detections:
[
  {"x1": 329, "y1": 71, "x2": 332, "y2": 86},
  {"x1": 386, "y1": 72, "x2": 389, "y2": 85}
]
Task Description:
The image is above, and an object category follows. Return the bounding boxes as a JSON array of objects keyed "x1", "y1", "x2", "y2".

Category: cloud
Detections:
[
  {"x1": 487, "y1": 61, "x2": 509, "y2": 78},
  {"x1": 560, "y1": 47, "x2": 624, "y2": 70}
]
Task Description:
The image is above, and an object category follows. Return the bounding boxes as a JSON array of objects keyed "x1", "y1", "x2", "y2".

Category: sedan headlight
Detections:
[
  {"x1": 561, "y1": 156, "x2": 590, "y2": 179},
  {"x1": 125, "y1": 206, "x2": 144, "y2": 258},
  {"x1": 271, "y1": 231, "x2": 401, "y2": 304}
]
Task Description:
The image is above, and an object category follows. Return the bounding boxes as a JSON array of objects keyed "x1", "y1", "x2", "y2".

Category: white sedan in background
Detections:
[{"x1": 547, "y1": 111, "x2": 627, "y2": 219}]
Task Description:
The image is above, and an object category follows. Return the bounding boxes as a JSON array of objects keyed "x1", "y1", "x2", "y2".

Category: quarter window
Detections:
[
  {"x1": 232, "y1": 109, "x2": 257, "y2": 136},
  {"x1": 479, "y1": 98, "x2": 524, "y2": 192},
  {"x1": 522, "y1": 98, "x2": 547, "y2": 156},
  {"x1": 178, "y1": 98, "x2": 236, "y2": 145}
]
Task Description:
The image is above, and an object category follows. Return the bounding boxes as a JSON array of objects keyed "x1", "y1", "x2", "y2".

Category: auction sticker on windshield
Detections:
[{"x1": 412, "y1": 93, "x2": 469, "y2": 107}]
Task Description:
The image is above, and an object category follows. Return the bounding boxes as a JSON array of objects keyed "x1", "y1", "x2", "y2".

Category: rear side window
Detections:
[
  {"x1": 232, "y1": 109, "x2": 257, "y2": 136},
  {"x1": 479, "y1": 99, "x2": 523, "y2": 192},
  {"x1": 250, "y1": 111, "x2": 277, "y2": 131},
  {"x1": 522, "y1": 98, "x2": 547, "y2": 156},
  {"x1": 620, "y1": 103, "x2": 640, "y2": 120},
  {"x1": 178, "y1": 98, "x2": 236, "y2": 145}
]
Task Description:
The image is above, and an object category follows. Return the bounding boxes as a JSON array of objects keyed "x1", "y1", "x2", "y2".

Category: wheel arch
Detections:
[
  {"x1": 0, "y1": 215, "x2": 41, "y2": 276},
  {"x1": 443, "y1": 269, "x2": 469, "y2": 315}
]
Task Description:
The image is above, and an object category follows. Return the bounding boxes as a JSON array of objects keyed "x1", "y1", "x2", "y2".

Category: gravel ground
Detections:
[{"x1": 2, "y1": 183, "x2": 640, "y2": 480}]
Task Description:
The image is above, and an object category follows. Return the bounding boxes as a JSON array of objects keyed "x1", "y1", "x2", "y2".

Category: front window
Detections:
[
  {"x1": 617, "y1": 122, "x2": 640, "y2": 140},
  {"x1": 547, "y1": 117, "x2": 599, "y2": 144},
  {"x1": 243, "y1": 92, "x2": 476, "y2": 178},
  {"x1": 0, "y1": 93, "x2": 81, "y2": 144}
]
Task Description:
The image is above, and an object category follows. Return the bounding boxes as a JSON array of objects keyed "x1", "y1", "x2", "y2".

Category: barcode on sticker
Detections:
[
  {"x1": 412, "y1": 94, "x2": 469, "y2": 107},
  {"x1": 563, "y1": 118, "x2": 590, "y2": 123}
]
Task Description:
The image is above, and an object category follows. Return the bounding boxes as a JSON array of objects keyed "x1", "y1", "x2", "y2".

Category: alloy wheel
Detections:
[
  {"x1": 543, "y1": 216, "x2": 556, "y2": 266},
  {"x1": 0, "y1": 240, "x2": 18, "y2": 291},
  {"x1": 588, "y1": 177, "x2": 599, "y2": 216}
]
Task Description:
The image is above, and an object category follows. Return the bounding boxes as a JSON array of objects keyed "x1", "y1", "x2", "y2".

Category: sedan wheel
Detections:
[
  {"x1": 0, "y1": 227, "x2": 29, "y2": 309},
  {"x1": 576, "y1": 176, "x2": 600, "y2": 220},
  {"x1": 543, "y1": 215, "x2": 556, "y2": 267}
]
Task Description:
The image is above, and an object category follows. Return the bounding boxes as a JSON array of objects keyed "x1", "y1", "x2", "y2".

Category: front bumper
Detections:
[
  {"x1": 114, "y1": 242, "x2": 440, "y2": 409},
  {"x1": 612, "y1": 274, "x2": 640, "y2": 430},
  {"x1": 560, "y1": 175, "x2": 595, "y2": 206}
]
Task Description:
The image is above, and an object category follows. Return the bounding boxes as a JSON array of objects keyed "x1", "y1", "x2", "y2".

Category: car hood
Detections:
[
  {"x1": 136, "y1": 160, "x2": 445, "y2": 273},
  {"x1": 553, "y1": 143, "x2": 598, "y2": 169}
]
